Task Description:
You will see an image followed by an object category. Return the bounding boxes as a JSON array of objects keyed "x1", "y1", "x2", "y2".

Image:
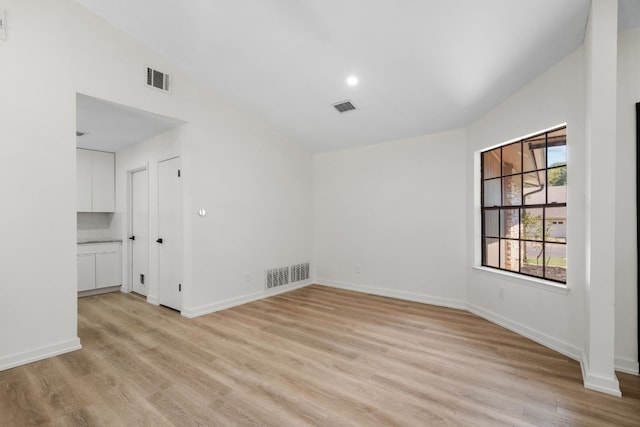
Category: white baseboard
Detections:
[
  {"x1": 147, "y1": 294, "x2": 159, "y2": 305},
  {"x1": 615, "y1": 357, "x2": 640, "y2": 375},
  {"x1": 467, "y1": 303, "x2": 582, "y2": 362},
  {"x1": 78, "y1": 286, "x2": 121, "y2": 298},
  {"x1": 181, "y1": 281, "x2": 312, "y2": 318},
  {"x1": 0, "y1": 338, "x2": 82, "y2": 371},
  {"x1": 316, "y1": 280, "x2": 585, "y2": 365},
  {"x1": 316, "y1": 279, "x2": 467, "y2": 310},
  {"x1": 581, "y1": 352, "x2": 622, "y2": 396},
  {"x1": 317, "y1": 280, "x2": 631, "y2": 395}
]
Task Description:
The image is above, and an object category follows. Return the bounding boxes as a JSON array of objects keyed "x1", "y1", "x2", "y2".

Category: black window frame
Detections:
[{"x1": 481, "y1": 126, "x2": 567, "y2": 284}]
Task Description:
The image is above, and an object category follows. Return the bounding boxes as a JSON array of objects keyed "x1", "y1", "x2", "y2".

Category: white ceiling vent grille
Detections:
[
  {"x1": 146, "y1": 66, "x2": 171, "y2": 93},
  {"x1": 332, "y1": 100, "x2": 357, "y2": 113},
  {"x1": 265, "y1": 266, "x2": 290, "y2": 290},
  {"x1": 291, "y1": 262, "x2": 310, "y2": 283}
]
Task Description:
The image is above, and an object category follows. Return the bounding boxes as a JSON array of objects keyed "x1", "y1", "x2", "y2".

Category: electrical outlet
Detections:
[
  {"x1": 355, "y1": 265, "x2": 361, "y2": 274},
  {"x1": 244, "y1": 272, "x2": 251, "y2": 283},
  {"x1": 499, "y1": 287, "x2": 505, "y2": 299}
]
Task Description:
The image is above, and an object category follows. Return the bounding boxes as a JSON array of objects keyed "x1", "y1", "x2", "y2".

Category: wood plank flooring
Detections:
[{"x1": 1, "y1": 285, "x2": 639, "y2": 426}]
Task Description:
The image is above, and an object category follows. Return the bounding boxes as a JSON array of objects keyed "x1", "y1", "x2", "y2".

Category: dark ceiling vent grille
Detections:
[
  {"x1": 333, "y1": 100, "x2": 357, "y2": 113},
  {"x1": 146, "y1": 66, "x2": 171, "y2": 93},
  {"x1": 76, "y1": 131, "x2": 86, "y2": 137}
]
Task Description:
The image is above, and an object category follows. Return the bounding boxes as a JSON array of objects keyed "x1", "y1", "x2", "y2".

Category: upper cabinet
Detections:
[
  {"x1": 76, "y1": 149, "x2": 93, "y2": 212},
  {"x1": 91, "y1": 150, "x2": 116, "y2": 212},
  {"x1": 77, "y1": 148, "x2": 115, "y2": 212}
]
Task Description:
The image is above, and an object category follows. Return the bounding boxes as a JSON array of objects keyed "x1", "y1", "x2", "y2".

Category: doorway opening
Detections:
[{"x1": 75, "y1": 93, "x2": 186, "y2": 313}]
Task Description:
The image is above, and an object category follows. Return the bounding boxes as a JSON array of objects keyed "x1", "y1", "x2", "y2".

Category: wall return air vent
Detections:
[
  {"x1": 146, "y1": 66, "x2": 171, "y2": 93},
  {"x1": 332, "y1": 100, "x2": 357, "y2": 113},
  {"x1": 265, "y1": 267, "x2": 290, "y2": 290},
  {"x1": 290, "y1": 262, "x2": 310, "y2": 283},
  {"x1": 265, "y1": 262, "x2": 310, "y2": 290}
]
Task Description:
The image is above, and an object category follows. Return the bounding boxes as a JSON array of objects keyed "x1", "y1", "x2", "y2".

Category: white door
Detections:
[
  {"x1": 130, "y1": 169, "x2": 149, "y2": 296},
  {"x1": 158, "y1": 157, "x2": 182, "y2": 310}
]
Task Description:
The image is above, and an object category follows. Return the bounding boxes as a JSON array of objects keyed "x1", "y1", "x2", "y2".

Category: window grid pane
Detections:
[{"x1": 480, "y1": 126, "x2": 567, "y2": 284}]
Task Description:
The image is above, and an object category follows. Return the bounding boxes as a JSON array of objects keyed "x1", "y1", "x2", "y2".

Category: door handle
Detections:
[
  {"x1": 129, "y1": 236, "x2": 135, "y2": 240},
  {"x1": 156, "y1": 238, "x2": 163, "y2": 244}
]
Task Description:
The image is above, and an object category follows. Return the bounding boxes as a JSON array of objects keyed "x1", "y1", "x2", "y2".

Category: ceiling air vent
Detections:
[
  {"x1": 146, "y1": 66, "x2": 171, "y2": 93},
  {"x1": 332, "y1": 100, "x2": 357, "y2": 113},
  {"x1": 76, "y1": 131, "x2": 86, "y2": 137}
]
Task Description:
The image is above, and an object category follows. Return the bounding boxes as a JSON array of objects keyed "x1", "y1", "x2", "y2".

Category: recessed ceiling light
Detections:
[{"x1": 346, "y1": 75, "x2": 359, "y2": 86}]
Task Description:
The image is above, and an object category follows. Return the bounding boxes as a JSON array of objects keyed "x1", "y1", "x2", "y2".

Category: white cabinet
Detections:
[
  {"x1": 76, "y1": 149, "x2": 93, "y2": 212},
  {"x1": 92, "y1": 151, "x2": 115, "y2": 212},
  {"x1": 77, "y1": 149, "x2": 115, "y2": 212},
  {"x1": 77, "y1": 242, "x2": 121, "y2": 293},
  {"x1": 77, "y1": 254, "x2": 96, "y2": 291},
  {"x1": 96, "y1": 251, "x2": 120, "y2": 288}
]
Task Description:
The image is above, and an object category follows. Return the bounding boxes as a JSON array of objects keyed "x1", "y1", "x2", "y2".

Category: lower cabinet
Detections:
[
  {"x1": 77, "y1": 242, "x2": 121, "y2": 293},
  {"x1": 77, "y1": 254, "x2": 97, "y2": 291},
  {"x1": 96, "y1": 251, "x2": 120, "y2": 288}
]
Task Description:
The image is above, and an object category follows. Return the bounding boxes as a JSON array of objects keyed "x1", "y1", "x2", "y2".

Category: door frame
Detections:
[
  {"x1": 157, "y1": 156, "x2": 183, "y2": 311},
  {"x1": 636, "y1": 102, "x2": 640, "y2": 362},
  {"x1": 127, "y1": 165, "x2": 148, "y2": 294}
]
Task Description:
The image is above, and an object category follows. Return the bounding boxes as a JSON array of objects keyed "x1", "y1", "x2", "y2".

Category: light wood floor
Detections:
[{"x1": 1, "y1": 285, "x2": 639, "y2": 426}]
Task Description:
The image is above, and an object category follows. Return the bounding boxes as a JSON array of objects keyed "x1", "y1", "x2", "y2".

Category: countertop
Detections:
[{"x1": 77, "y1": 239, "x2": 123, "y2": 244}]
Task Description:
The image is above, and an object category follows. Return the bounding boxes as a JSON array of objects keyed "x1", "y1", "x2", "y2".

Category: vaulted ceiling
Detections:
[{"x1": 75, "y1": 0, "x2": 639, "y2": 153}]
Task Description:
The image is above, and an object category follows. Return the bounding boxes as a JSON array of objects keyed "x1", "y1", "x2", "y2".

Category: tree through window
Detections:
[{"x1": 481, "y1": 126, "x2": 567, "y2": 283}]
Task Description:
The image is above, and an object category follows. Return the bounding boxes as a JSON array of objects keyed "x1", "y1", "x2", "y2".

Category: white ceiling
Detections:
[
  {"x1": 76, "y1": 94, "x2": 184, "y2": 152},
  {"x1": 75, "y1": 0, "x2": 639, "y2": 154}
]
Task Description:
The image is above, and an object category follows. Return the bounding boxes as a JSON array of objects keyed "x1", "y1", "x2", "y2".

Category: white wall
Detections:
[
  {"x1": 183, "y1": 107, "x2": 313, "y2": 316},
  {"x1": 0, "y1": 0, "x2": 312, "y2": 368},
  {"x1": 0, "y1": 1, "x2": 80, "y2": 369},
  {"x1": 615, "y1": 27, "x2": 640, "y2": 373},
  {"x1": 465, "y1": 47, "x2": 587, "y2": 361},
  {"x1": 314, "y1": 129, "x2": 467, "y2": 307}
]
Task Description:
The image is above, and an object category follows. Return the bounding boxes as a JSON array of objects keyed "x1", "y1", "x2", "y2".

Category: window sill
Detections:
[{"x1": 472, "y1": 266, "x2": 570, "y2": 295}]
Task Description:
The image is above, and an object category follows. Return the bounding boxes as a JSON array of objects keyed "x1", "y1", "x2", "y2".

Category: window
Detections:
[{"x1": 481, "y1": 126, "x2": 567, "y2": 284}]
